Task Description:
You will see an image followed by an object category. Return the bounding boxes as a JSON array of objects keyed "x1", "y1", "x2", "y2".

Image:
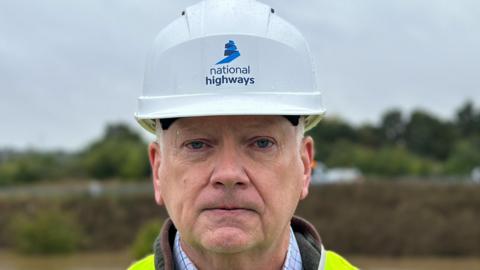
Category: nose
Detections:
[{"x1": 209, "y1": 143, "x2": 250, "y2": 190}]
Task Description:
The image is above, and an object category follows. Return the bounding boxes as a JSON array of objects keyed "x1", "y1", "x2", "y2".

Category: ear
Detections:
[
  {"x1": 149, "y1": 142, "x2": 164, "y2": 206},
  {"x1": 299, "y1": 136, "x2": 314, "y2": 200}
]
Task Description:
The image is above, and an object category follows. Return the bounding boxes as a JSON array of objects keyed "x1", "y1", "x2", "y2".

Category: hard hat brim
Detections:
[{"x1": 135, "y1": 92, "x2": 325, "y2": 134}]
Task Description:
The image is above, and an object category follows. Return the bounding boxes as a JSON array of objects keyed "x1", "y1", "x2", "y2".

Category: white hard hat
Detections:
[{"x1": 136, "y1": 0, "x2": 325, "y2": 133}]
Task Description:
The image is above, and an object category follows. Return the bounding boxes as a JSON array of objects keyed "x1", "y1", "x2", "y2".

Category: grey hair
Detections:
[
  {"x1": 296, "y1": 116, "x2": 306, "y2": 145},
  {"x1": 155, "y1": 119, "x2": 165, "y2": 153}
]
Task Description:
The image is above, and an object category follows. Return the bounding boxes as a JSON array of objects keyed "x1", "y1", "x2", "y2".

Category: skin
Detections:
[{"x1": 149, "y1": 115, "x2": 314, "y2": 270}]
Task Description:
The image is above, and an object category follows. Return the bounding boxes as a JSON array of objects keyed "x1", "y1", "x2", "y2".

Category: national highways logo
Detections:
[
  {"x1": 216, "y1": 40, "x2": 240, "y2": 64},
  {"x1": 205, "y1": 40, "x2": 255, "y2": 87}
]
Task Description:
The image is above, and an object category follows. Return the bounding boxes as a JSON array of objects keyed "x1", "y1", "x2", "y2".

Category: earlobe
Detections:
[
  {"x1": 300, "y1": 136, "x2": 314, "y2": 200},
  {"x1": 149, "y1": 142, "x2": 164, "y2": 206}
]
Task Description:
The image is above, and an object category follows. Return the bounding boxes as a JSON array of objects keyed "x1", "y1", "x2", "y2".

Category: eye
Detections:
[
  {"x1": 185, "y1": 140, "x2": 209, "y2": 150},
  {"x1": 252, "y1": 138, "x2": 275, "y2": 149}
]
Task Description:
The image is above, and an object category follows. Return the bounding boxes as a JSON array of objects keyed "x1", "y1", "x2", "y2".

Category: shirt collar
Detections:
[{"x1": 173, "y1": 227, "x2": 303, "y2": 270}]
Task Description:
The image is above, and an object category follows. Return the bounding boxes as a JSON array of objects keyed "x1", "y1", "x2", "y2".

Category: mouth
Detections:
[
  {"x1": 205, "y1": 207, "x2": 252, "y2": 211},
  {"x1": 203, "y1": 207, "x2": 256, "y2": 215}
]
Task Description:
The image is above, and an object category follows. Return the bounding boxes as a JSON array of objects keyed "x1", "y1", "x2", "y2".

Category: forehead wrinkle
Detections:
[
  {"x1": 240, "y1": 118, "x2": 295, "y2": 135},
  {"x1": 166, "y1": 121, "x2": 218, "y2": 140},
  {"x1": 168, "y1": 116, "x2": 295, "y2": 140},
  {"x1": 239, "y1": 121, "x2": 284, "y2": 132},
  {"x1": 172, "y1": 125, "x2": 213, "y2": 137}
]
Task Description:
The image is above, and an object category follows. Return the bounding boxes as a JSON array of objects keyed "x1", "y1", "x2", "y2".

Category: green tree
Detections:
[
  {"x1": 308, "y1": 117, "x2": 357, "y2": 161},
  {"x1": 380, "y1": 109, "x2": 405, "y2": 145},
  {"x1": 357, "y1": 124, "x2": 382, "y2": 148},
  {"x1": 404, "y1": 110, "x2": 456, "y2": 160},
  {"x1": 455, "y1": 101, "x2": 480, "y2": 137},
  {"x1": 81, "y1": 124, "x2": 150, "y2": 180}
]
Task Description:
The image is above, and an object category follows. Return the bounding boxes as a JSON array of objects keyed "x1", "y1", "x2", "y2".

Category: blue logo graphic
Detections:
[{"x1": 216, "y1": 40, "x2": 240, "y2": 65}]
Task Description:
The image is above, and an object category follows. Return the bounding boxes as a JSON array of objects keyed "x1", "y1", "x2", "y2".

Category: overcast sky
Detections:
[{"x1": 1, "y1": 0, "x2": 479, "y2": 151}]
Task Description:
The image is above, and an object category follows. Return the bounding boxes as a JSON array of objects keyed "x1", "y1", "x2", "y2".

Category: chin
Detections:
[{"x1": 201, "y1": 227, "x2": 257, "y2": 253}]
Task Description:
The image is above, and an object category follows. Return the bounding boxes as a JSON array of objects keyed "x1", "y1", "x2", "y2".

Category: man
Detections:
[{"x1": 129, "y1": 0, "x2": 357, "y2": 269}]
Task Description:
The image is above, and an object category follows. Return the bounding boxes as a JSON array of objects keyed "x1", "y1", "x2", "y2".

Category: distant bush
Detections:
[
  {"x1": 1, "y1": 183, "x2": 480, "y2": 256},
  {"x1": 0, "y1": 152, "x2": 67, "y2": 185},
  {"x1": 131, "y1": 219, "x2": 163, "y2": 260},
  {"x1": 444, "y1": 137, "x2": 480, "y2": 174},
  {"x1": 324, "y1": 141, "x2": 439, "y2": 176},
  {"x1": 8, "y1": 209, "x2": 84, "y2": 254},
  {"x1": 298, "y1": 182, "x2": 480, "y2": 256}
]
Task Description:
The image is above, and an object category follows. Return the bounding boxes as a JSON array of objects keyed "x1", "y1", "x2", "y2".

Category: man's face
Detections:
[{"x1": 149, "y1": 116, "x2": 314, "y2": 254}]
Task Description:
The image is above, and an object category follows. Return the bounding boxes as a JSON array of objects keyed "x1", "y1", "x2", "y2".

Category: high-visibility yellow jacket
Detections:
[{"x1": 128, "y1": 217, "x2": 357, "y2": 270}]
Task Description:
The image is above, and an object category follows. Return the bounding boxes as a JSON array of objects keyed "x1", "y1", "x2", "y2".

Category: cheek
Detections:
[
  {"x1": 272, "y1": 156, "x2": 305, "y2": 203},
  {"x1": 252, "y1": 155, "x2": 304, "y2": 206},
  {"x1": 271, "y1": 147, "x2": 303, "y2": 182},
  {"x1": 158, "y1": 159, "x2": 211, "y2": 222}
]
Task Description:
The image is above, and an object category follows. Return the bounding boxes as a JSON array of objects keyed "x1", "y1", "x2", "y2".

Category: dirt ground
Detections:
[
  {"x1": 1, "y1": 250, "x2": 480, "y2": 270},
  {"x1": 351, "y1": 255, "x2": 480, "y2": 270}
]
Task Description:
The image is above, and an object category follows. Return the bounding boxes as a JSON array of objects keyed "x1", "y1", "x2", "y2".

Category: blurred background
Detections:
[{"x1": 1, "y1": 0, "x2": 480, "y2": 269}]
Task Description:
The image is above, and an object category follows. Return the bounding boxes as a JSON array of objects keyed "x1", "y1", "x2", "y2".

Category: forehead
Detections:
[{"x1": 169, "y1": 115, "x2": 292, "y2": 134}]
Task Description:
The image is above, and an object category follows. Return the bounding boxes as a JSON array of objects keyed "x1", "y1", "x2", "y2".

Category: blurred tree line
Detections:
[
  {"x1": 308, "y1": 100, "x2": 480, "y2": 177},
  {"x1": 1, "y1": 101, "x2": 480, "y2": 185},
  {"x1": 0, "y1": 124, "x2": 150, "y2": 185}
]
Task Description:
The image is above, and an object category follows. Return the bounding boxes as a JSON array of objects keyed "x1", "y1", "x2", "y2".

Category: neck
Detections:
[{"x1": 181, "y1": 228, "x2": 291, "y2": 270}]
